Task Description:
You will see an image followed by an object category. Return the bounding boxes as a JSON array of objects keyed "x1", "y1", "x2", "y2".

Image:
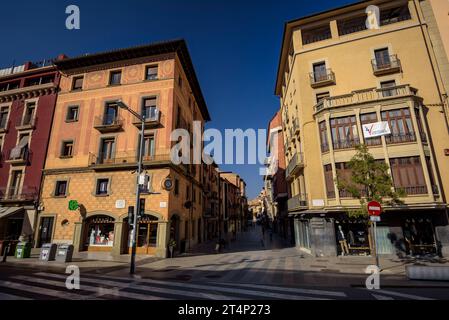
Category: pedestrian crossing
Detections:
[
  {"x1": 0, "y1": 270, "x2": 437, "y2": 300},
  {"x1": 0, "y1": 271, "x2": 348, "y2": 300}
]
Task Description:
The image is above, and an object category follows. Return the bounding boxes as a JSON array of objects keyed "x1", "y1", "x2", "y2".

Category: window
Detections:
[
  {"x1": 61, "y1": 141, "x2": 74, "y2": 157},
  {"x1": 360, "y1": 113, "x2": 382, "y2": 146},
  {"x1": 381, "y1": 108, "x2": 415, "y2": 144},
  {"x1": 415, "y1": 109, "x2": 426, "y2": 142},
  {"x1": 312, "y1": 62, "x2": 327, "y2": 82},
  {"x1": 72, "y1": 76, "x2": 84, "y2": 91},
  {"x1": 302, "y1": 25, "x2": 332, "y2": 45},
  {"x1": 380, "y1": 5, "x2": 411, "y2": 26},
  {"x1": 141, "y1": 135, "x2": 155, "y2": 159},
  {"x1": 109, "y1": 70, "x2": 122, "y2": 85},
  {"x1": 8, "y1": 170, "x2": 23, "y2": 197},
  {"x1": 174, "y1": 178, "x2": 179, "y2": 195},
  {"x1": 319, "y1": 121, "x2": 329, "y2": 152},
  {"x1": 96, "y1": 178, "x2": 110, "y2": 195},
  {"x1": 100, "y1": 138, "x2": 115, "y2": 163},
  {"x1": 335, "y1": 163, "x2": 356, "y2": 198},
  {"x1": 54, "y1": 181, "x2": 68, "y2": 197},
  {"x1": 316, "y1": 92, "x2": 330, "y2": 104},
  {"x1": 330, "y1": 116, "x2": 359, "y2": 150},
  {"x1": 0, "y1": 106, "x2": 9, "y2": 129},
  {"x1": 142, "y1": 97, "x2": 158, "y2": 120},
  {"x1": 22, "y1": 102, "x2": 36, "y2": 125},
  {"x1": 389, "y1": 157, "x2": 427, "y2": 195},
  {"x1": 145, "y1": 65, "x2": 158, "y2": 80},
  {"x1": 374, "y1": 48, "x2": 391, "y2": 68},
  {"x1": 25, "y1": 75, "x2": 54, "y2": 87},
  {"x1": 380, "y1": 80, "x2": 397, "y2": 97},
  {"x1": 0, "y1": 81, "x2": 20, "y2": 91},
  {"x1": 324, "y1": 164, "x2": 335, "y2": 198},
  {"x1": 66, "y1": 106, "x2": 79, "y2": 122},
  {"x1": 103, "y1": 102, "x2": 118, "y2": 125},
  {"x1": 337, "y1": 15, "x2": 367, "y2": 36}
]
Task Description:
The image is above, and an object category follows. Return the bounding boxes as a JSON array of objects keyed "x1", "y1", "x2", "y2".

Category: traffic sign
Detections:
[
  {"x1": 68, "y1": 200, "x2": 79, "y2": 211},
  {"x1": 370, "y1": 216, "x2": 381, "y2": 222},
  {"x1": 367, "y1": 201, "x2": 382, "y2": 216}
]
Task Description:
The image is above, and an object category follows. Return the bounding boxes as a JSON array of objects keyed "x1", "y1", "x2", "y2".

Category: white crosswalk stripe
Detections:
[
  {"x1": 212, "y1": 282, "x2": 347, "y2": 298},
  {"x1": 33, "y1": 272, "x2": 243, "y2": 300},
  {"x1": 374, "y1": 289, "x2": 434, "y2": 300}
]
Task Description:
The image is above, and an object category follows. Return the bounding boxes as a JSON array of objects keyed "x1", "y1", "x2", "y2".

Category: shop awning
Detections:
[{"x1": 0, "y1": 207, "x2": 23, "y2": 220}]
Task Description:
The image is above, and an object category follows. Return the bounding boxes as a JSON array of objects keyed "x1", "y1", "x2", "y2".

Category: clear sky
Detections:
[{"x1": 0, "y1": 0, "x2": 356, "y2": 199}]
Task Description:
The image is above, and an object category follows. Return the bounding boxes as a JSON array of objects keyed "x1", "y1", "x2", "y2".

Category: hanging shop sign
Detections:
[{"x1": 362, "y1": 121, "x2": 391, "y2": 138}]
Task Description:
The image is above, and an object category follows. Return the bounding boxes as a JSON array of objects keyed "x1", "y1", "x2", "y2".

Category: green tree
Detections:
[{"x1": 336, "y1": 144, "x2": 404, "y2": 218}]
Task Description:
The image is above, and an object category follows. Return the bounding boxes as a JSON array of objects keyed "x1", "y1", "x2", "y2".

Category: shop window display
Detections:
[
  {"x1": 335, "y1": 219, "x2": 371, "y2": 256},
  {"x1": 403, "y1": 218, "x2": 436, "y2": 256},
  {"x1": 85, "y1": 216, "x2": 115, "y2": 247}
]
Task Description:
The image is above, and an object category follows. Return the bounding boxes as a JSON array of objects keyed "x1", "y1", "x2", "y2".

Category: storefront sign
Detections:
[
  {"x1": 367, "y1": 201, "x2": 382, "y2": 216},
  {"x1": 362, "y1": 121, "x2": 391, "y2": 138}
]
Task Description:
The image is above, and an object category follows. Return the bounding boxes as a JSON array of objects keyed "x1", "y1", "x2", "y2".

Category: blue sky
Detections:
[{"x1": 0, "y1": 0, "x2": 356, "y2": 199}]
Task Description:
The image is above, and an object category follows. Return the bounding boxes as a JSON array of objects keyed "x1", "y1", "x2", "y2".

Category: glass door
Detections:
[{"x1": 38, "y1": 217, "x2": 54, "y2": 247}]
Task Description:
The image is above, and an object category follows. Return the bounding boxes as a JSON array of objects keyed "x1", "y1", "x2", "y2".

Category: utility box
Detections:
[
  {"x1": 55, "y1": 244, "x2": 74, "y2": 262},
  {"x1": 40, "y1": 243, "x2": 57, "y2": 261},
  {"x1": 15, "y1": 242, "x2": 31, "y2": 259}
]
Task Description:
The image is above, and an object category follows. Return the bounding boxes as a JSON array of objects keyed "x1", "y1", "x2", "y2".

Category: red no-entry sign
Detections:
[{"x1": 367, "y1": 201, "x2": 382, "y2": 216}]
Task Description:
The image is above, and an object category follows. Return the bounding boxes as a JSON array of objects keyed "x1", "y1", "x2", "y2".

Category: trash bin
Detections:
[
  {"x1": 55, "y1": 244, "x2": 74, "y2": 262},
  {"x1": 39, "y1": 243, "x2": 57, "y2": 261},
  {"x1": 15, "y1": 242, "x2": 31, "y2": 259}
]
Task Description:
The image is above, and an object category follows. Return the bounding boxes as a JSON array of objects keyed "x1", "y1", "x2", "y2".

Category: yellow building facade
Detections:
[
  {"x1": 36, "y1": 40, "x2": 211, "y2": 258},
  {"x1": 276, "y1": 0, "x2": 449, "y2": 257}
]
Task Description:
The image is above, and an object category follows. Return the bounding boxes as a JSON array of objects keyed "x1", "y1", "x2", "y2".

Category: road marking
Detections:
[
  {"x1": 371, "y1": 293, "x2": 394, "y2": 300},
  {"x1": 77, "y1": 273, "x2": 332, "y2": 300},
  {"x1": 33, "y1": 272, "x2": 240, "y2": 300},
  {"x1": 212, "y1": 282, "x2": 347, "y2": 297},
  {"x1": 11, "y1": 275, "x2": 163, "y2": 300},
  {"x1": 374, "y1": 289, "x2": 434, "y2": 300},
  {"x1": 0, "y1": 280, "x2": 93, "y2": 300}
]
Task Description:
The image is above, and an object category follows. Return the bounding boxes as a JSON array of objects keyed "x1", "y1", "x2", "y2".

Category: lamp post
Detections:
[{"x1": 117, "y1": 100, "x2": 145, "y2": 275}]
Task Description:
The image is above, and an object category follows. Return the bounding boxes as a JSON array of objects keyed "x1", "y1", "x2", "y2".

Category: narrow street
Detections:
[{"x1": 1, "y1": 225, "x2": 448, "y2": 300}]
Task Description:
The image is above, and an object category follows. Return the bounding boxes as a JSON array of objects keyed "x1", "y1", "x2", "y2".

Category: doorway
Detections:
[
  {"x1": 127, "y1": 214, "x2": 158, "y2": 255},
  {"x1": 38, "y1": 216, "x2": 54, "y2": 247}
]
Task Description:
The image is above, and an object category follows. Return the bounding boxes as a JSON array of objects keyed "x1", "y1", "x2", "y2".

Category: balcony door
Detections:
[
  {"x1": 142, "y1": 135, "x2": 155, "y2": 160},
  {"x1": 8, "y1": 170, "x2": 22, "y2": 198},
  {"x1": 103, "y1": 103, "x2": 118, "y2": 125},
  {"x1": 0, "y1": 106, "x2": 9, "y2": 129},
  {"x1": 142, "y1": 97, "x2": 158, "y2": 121},
  {"x1": 23, "y1": 102, "x2": 36, "y2": 125},
  {"x1": 313, "y1": 62, "x2": 327, "y2": 82},
  {"x1": 100, "y1": 138, "x2": 115, "y2": 163},
  {"x1": 374, "y1": 48, "x2": 391, "y2": 68}
]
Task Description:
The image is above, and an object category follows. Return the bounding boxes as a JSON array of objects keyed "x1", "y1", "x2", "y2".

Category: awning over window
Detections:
[{"x1": 0, "y1": 206, "x2": 24, "y2": 220}]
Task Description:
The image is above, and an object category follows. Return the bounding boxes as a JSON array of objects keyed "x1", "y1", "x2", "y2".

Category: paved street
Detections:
[{"x1": 1, "y1": 226, "x2": 448, "y2": 300}]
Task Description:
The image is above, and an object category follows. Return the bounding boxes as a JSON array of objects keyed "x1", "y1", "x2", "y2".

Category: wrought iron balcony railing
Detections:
[
  {"x1": 285, "y1": 152, "x2": 304, "y2": 178},
  {"x1": 93, "y1": 115, "x2": 123, "y2": 132},
  {"x1": 385, "y1": 132, "x2": 416, "y2": 145},
  {"x1": 309, "y1": 69, "x2": 335, "y2": 88},
  {"x1": 371, "y1": 55, "x2": 401, "y2": 75},
  {"x1": 16, "y1": 116, "x2": 37, "y2": 130},
  {"x1": 0, "y1": 186, "x2": 38, "y2": 202},
  {"x1": 332, "y1": 138, "x2": 361, "y2": 150}
]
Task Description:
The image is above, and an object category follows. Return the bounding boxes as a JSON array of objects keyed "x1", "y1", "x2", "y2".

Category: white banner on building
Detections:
[{"x1": 362, "y1": 121, "x2": 391, "y2": 138}]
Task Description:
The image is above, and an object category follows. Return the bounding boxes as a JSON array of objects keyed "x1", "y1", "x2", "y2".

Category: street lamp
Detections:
[{"x1": 117, "y1": 100, "x2": 145, "y2": 275}]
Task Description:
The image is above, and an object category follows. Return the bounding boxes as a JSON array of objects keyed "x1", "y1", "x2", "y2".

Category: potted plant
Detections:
[{"x1": 168, "y1": 239, "x2": 176, "y2": 258}]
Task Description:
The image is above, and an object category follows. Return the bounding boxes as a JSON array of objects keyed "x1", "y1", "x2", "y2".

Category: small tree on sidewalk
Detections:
[{"x1": 336, "y1": 144, "x2": 404, "y2": 218}]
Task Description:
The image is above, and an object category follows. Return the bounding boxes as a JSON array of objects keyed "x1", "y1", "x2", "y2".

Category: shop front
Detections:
[
  {"x1": 334, "y1": 217, "x2": 372, "y2": 256},
  {"x1": 124, "y1": 214, "x2": 158, "y2": 255},
  {"x1": 83, "y1": 215, "x2": 116, "y2": 252}
]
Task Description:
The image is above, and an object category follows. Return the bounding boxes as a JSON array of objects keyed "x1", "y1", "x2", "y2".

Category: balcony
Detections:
[
  {"x1": 0, "y1": 186, "x2": 38, "y2": 203},
  {"x1": 285, "y1": 152, "x2": 304, "y2": 178},
  {"x1": 5, "y1": 148, "x2": 31, "y2": 165},
  {"x1": 314, "y1": 84, "x2": 418, "y2": 114},
  {"x1": 385, "y1": 132, "x2": 416, "y2": 145},
  {"x1": 88, "y1": 152, "x2": 172, "y2": 170},
  {"x1": 132, "y1": 110, "x2": 161, "y2": 129},
  {"x1": 309, "y1": 69, "x2": 336, "y2": 88},
  {"x1": 93, "y1": 115, "x2": 123, "y2": 133},
  {"x1": 288, "y1": 194, "x2": 308, "y2": 211},
  {"x1": 333, "y1": 138, "x2": 361, "y2": 151},
  {"x1": 302, "y1": 26, "x2": 332, "y2": 45},
  {"x1": 16, "y1": 116, "x2": 37, "y2": 131},
  {"x1": 371, "y1": 55, "x2": 401, "y2": 76},
  {"x1": 395, "y1": 185, "x2": 428, "y2": 196},
  {"x1": 321, "y1": 143, "x2": 330, "y2": 153}
]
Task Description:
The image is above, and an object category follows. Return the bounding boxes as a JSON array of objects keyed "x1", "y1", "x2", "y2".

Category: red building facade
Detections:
[{"x1": 0, "y1": 59, "x2": 61, "y2": 243}]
